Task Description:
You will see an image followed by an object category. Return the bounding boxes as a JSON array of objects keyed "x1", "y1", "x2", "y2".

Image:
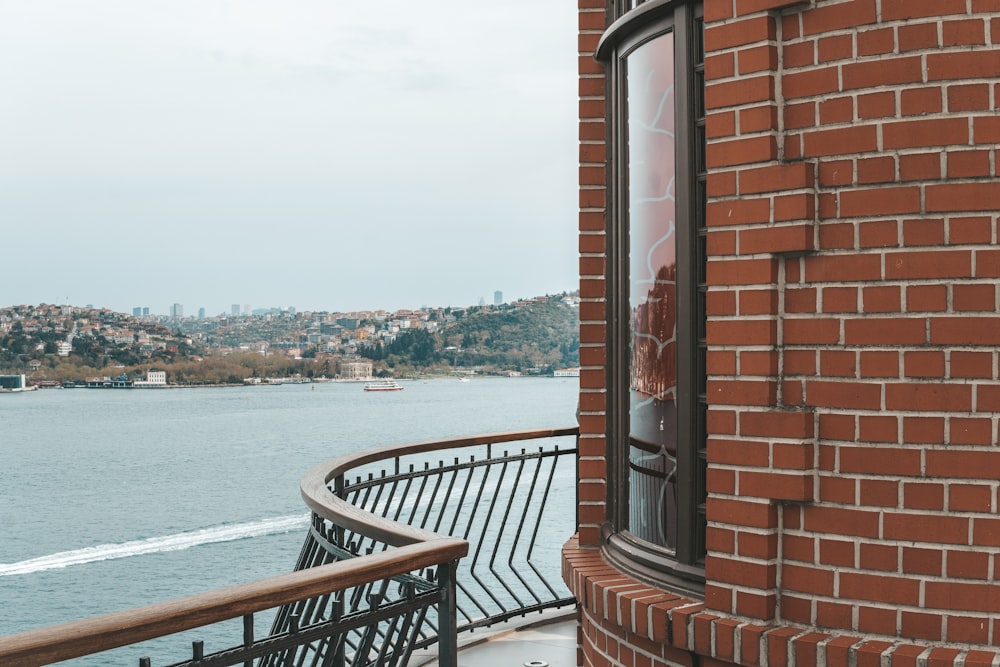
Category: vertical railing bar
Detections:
[
  {"x1": 418, "y1": 468, "x2": 447, "y2": 531},
  {"x1": 484, "y1": 458, "x2": 527, "y2": 607},
  {"x1": 243, "y1": 613, "x2": 254, "y2": 667},
  {"x1": 436, "y1": 560, "x2": 459, "y2": 667},
  {"x1": 432, "y1": 464, "x2": 462, "y2": 534},
  {"x1": 466, "y1": 461, "x2": 509, "y2": 612},
  {"x1": 524, "y1": 449, "x2": 565, "y2": 598},
  {"x1": 403, "y1": 472, "x2": 432, "y2": 529},
  {"x1": 505, "y1": 455, "x2": 546, "y2": 603}
]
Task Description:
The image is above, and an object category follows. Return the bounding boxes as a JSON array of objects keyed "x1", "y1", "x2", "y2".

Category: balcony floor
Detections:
[{"x1": 413, "y1": 610, "x2": 577, "y2": 667}]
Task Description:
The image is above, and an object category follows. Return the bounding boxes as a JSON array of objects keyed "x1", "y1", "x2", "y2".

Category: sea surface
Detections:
[{"x1": 0, "y1": 377, "x2": 578, "y2": 665}]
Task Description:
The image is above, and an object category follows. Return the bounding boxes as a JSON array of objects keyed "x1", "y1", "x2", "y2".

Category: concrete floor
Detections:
[{"x1": 412, "y1": 611, "x2": 578, "y2": 667}]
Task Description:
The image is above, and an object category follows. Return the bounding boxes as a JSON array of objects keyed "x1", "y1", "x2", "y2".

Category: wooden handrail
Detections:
[
  {"x1": 1, "y1": 427, "x2": 578, "y2": 666},
  {"x1": 300, "y1": 427, "x2": 579, "y2": 547},
  {"x1": 0, "y1": 538, "x2": 468, "y2": 667}
]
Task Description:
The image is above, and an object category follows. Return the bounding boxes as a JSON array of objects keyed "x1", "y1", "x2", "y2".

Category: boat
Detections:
[{"x1": 363, "y1": 380, "x2": 404, "y2": 392}]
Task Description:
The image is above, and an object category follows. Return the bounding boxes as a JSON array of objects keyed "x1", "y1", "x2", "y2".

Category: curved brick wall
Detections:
[{"x1": 569, "y1": 0, "x2": 1000, "y2": 664}]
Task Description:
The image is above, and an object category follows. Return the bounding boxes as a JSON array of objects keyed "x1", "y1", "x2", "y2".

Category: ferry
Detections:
[{"x1": 363, "y1": 380, "x2": 404, "y2": 392}]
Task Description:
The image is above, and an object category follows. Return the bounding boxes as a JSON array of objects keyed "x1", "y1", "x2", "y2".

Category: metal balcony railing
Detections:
[{"x1": 0, "y1": 427, "x2": 578, "y2": 667}]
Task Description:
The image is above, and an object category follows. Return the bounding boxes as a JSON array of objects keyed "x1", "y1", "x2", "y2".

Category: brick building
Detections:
[{"x1": 562, "y1": 1, "x2": 1000, "y2": 665}]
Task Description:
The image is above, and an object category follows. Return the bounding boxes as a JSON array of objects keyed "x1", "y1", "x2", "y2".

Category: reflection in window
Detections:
[{"x1": 627, "y1": 32, "x2": 678, "y2": 549}]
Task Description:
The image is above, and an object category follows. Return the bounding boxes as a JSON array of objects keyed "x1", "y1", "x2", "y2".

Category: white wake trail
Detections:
[{"x1": 0, "y1": 514, "x2": 310, "y2": 576}]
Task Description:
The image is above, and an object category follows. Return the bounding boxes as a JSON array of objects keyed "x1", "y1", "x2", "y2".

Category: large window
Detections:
[{"x1": 599, "y1": 0, "x2": 706, "y2": 592}]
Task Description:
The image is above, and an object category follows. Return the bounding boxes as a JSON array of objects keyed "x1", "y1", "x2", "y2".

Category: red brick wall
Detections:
[
  {"x1": 578, "y1": 0, "x2": 610, "y2": 550},
  {"x1": 570, "y1": 0, "x2": 1000, "y2": 664}
]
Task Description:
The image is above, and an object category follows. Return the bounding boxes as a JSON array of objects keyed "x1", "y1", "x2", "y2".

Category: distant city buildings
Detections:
[
  {"x1": 170, "y1": 303, "x2": 183, "y2": 319},
  {"x1": 198, "y1": 308, "x2": 206, "y2": 319},
  {"x1": 494, "y1": 290, "x2": 503, "y2": 306},
  {"x1": 232, "y1": 304, "x2": 241, "y2": 317},
  {"x1": 132, "y1": 307, "x2": 142, "y2": 317}
]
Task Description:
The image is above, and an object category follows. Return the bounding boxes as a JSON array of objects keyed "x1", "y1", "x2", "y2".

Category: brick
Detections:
[
  {"x1": 903, "y1": 218, "x2": 945, "y2": 245},
  {"x1": 784, "y1": 318, "x2": 841, "y2": 344},
  {"x1": 946, "y1": 150, "x2": 991, "y2": 179},
  {"x1": 900, "y1": 87, "x2": 943, "y2": 115},
  {"x1": 739, "y1": 162, "x2": 814, "y2": 195},
  {"x1": 739, "y1": 223, "x2": 815, "y2": 254},
  {"x1": 843, "y1": 56, "x2": 924, "y2": 90},
  {"x1": 884, "y1": 118, "x2": 970, "y2": 149},
  {"x1": 805, "y1": 379, "x2": 881, "y2": 409},
  {"x1": 943, "y1": 19, "x2": 988, "y2": 46},
  {"x1": 784, "y1": 66, "x2": 839, "y2": 99},
  {"x1": 802, "y1": 125, "x2": 878, "y2": 157},
  {"x1": 844, "y1": 317, "x2": 926, "y2": 345},
  {"x1": 948, "y1": 83, "x2": 991, "y2": 112},
  {"x1": 885, "y1": 250, "x2": 972, "y2": 279},
  {"x1": 859, "y1": 220, "x2": 899, "y2": 248},
  {"x1": 862, "y1": 286, "x2": 901, "y2": 313},
  {"x1": 801, "y1": 0, "x2": 877, "y2": 36},
  {"x1": 898, "y1": 22, "x2": 940, "y2": 52},
  {"x1": 706, "y1": 75, "x2": 776, "y2": 108},
  {"x1": 783, "y1": 40, "x2": 815, "y2": 69},
  {"x1": 950, "y1": 351, "x2": 994, "y2": 380},
  {"x1": 857, "y1": 91, "x2": 896, "y2": 119},
  {"x1": 927, "y1": 449, "x2": 1000, "y2": 479},
  {"x1": 906, "y1": 285, "x2": 948, "y2": 312},
  {"x1": 841, "y1": 445, "x2": 921, "y2": 476},
  {"x1": 927, "y1": 50, "x2": 1000, "y2": 81},
  {"x1": 860, "y1": 478, "x2": 899, "y2": 507},
  {"x1": 840, "y1": 571, "x2": 920, "y2": 605},
  {"x1": 820, "y1": 350, "x2": 856, "y2": 377},
  {"x1": 707, "y1": 257, "x2": 779, "y2": 285},
  {"x1": 953, "y1": 284, "x2": 996, "y2": 311},
  {"x1": 899, "y1": 153, "x2": 942, "y2": 181},
  {"x1": 882, "y1": 0, "x2": 967, "y2": 19},
  {"x1": 804, "y1": 253, "x2": 881, "y2": 282},
  {"x1": 818, "y1": 222, "x2": 855, "y2": 249},
  {"x1": 901, "y1": 610, "x2": 944, "y2": 642},
  {"x1": 948, "y1": 482, "x2": 993, "y2": 513},
  {"x1": 859, "y1": 351, "x2": 899, "y2": 378},
  {"x1": 707, "y1": 135, "x2": 779, "y2": 168},
  {"x1": 949, "y1": 217, "x2": 993, "y2": 244},
  {"x1": 931, "y1": 317, "x2": 1000, "y2": 345},
  {"x1": 819, "y1": 160, "x2": 854, "y2": 187},
  {"x1": 903, "y1": 350, "x2": 945, "y2": 378},
  {"x1": 902, "y1": 480, "x2": 945, "y2": 509}
]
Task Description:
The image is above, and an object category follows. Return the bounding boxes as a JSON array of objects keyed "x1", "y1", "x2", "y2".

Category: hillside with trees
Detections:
[
  {"x1": 360, "y1": 296, "x2": 580, "y2": 376},
  {"x1": 0, "y1": 294, "x2": 580, "y2": 385}
]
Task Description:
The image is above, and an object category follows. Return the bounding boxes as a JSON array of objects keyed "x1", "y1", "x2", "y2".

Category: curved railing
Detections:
[
  {"x1": 273, "y1": 427, "x2": 579, "y2": 663},
  {"x1": 0, "y1": 427, "x2": 577, "y2": 667},
  {"x1": 0, "y1": 539, "x2": 467, "y2": 667}
]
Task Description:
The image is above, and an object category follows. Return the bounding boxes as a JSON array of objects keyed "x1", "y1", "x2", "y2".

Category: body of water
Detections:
[{"x1": 0, "y1": 377, "x2": 578, "y2": 664}]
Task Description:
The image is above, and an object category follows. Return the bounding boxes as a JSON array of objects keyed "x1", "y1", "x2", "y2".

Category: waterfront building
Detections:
[
  {"x1": 563, "y1": 2, "x2": 1000, "y2": 665},
  {"x1": 338, "y1": 360, "x2": 373, "y2": 380},
  {"x1": 0, "y1": 374, "x2": 28, "y2": 390}
]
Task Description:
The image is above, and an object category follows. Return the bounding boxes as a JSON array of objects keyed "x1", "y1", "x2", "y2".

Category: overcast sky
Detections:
[{"x1": 0, "y1": 1, "x2": 578, "y2": 316}]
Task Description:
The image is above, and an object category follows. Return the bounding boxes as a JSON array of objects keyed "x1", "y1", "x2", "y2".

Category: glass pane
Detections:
[{"x1": 626, "y1": 32, "x2": 677, "y2": 550}]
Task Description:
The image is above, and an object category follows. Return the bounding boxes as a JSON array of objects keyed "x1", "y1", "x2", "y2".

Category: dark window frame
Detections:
[{"x1": 597, "y1": 0, "x2": 706, "y2": 596}]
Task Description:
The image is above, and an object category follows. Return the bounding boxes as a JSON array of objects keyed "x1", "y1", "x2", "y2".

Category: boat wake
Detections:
[{"x1": 0, "y1": 514, "x2": 311, "y2": 577}]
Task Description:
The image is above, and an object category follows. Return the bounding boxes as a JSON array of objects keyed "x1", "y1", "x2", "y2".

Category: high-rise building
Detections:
[
  {"x1": 170, "y1": 303, "x2": 183, "y2": 319},
  {"x1": 198, "y1": 308, "x2": 206, "y2": 319},
  {"x1": 232, "y1": 304, "x2": 241, "y2": 317},
  {"x1": 493, "y1": 291, "x2": 503, "y2": 306},
  {"x1": 132, "y1": 307, "x2": 142, "y2": 317},
  {"x1": 142, "y1": 307, "x2": 149, "y2": 317}
]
